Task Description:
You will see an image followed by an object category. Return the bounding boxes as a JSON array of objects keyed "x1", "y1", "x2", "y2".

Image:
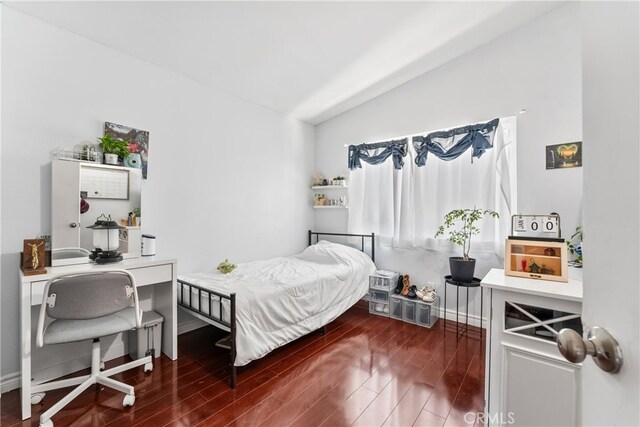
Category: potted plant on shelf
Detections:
[
  {"x1": 435, "y1": 207, "x2": 499, "y2": 282},
  {"x1": 332, "y1": 176, "x2": 346, "y2": 186},
  {"x1": 567, "y1": 226, "x2": 583, "y2": 267},
  {"x1": 98, "y1": 134, "x2": 130, "y2": 165}
]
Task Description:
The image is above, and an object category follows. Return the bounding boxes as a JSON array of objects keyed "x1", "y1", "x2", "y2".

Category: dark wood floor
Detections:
[{"x1": 1, "y1": 302, "x2": 485, "y2": 426}]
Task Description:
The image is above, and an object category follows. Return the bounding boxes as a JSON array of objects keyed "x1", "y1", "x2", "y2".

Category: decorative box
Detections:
[{"x1": 505, "y1": 238, "x2": 568, "y2": 282}]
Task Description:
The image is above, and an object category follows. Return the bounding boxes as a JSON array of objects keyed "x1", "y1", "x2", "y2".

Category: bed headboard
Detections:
[{"x1": 308, "y1": 230, "x2": 375, "y2": 262}]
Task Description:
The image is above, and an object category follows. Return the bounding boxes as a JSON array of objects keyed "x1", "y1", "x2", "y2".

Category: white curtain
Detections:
[{"x1": 348, "y1": 116, "x2": 517, "y2": 257}]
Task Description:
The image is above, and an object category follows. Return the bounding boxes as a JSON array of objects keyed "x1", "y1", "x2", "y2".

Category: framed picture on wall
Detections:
[
  {"x1": 546, "y1": 141, "x2": 582, "y2": 169},
  {"x1": 104, "y1": 122, "x2": 150, "y2": 179}
]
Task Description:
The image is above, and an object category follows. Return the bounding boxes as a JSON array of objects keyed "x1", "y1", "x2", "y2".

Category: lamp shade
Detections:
[{"x1": 87, "y1": 215, "x2": 126, "y2": 251}]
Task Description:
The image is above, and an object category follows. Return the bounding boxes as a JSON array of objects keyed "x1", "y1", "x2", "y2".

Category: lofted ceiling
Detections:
[{"x1": 6, "y1": 1, "x2": 562, "y2": 125}]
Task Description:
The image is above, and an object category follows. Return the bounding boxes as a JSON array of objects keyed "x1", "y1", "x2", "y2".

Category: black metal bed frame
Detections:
[{"x1": 177, "y1": 230, "x2": 375, "y2": 388}]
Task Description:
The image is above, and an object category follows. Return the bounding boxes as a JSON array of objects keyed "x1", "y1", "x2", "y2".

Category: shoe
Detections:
[
  {"x1": 394, "y1": 275, "x2": 404, "y2": 294},
  {"x1": 401, "y1": 275, "x2": 411, "y2": 296},
  {"x1": 422, "y1": 287, "x2": 437, "y2": 303},
  {"x1": 416, "y1": 287, "x2": 426, "y2": 300},
  {"x1": 407, "y1": 285, "x2": 417, "y2": 299}
]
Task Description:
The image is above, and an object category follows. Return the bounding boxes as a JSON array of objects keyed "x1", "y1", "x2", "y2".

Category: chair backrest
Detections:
[{"x1": 44, "y1": 270, "x2": 137, "y2": 320}]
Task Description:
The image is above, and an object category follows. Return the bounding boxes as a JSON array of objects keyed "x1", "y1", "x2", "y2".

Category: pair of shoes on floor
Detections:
[
  {"x1": 416, "y1": 285, "x2": 437, "y2": 303},
  {"x1": 401, "y1": 275, "x2": 411, "y2": 297},
  {"x1": 394, "y1": 274, "x2": 405, "y2": 294}
]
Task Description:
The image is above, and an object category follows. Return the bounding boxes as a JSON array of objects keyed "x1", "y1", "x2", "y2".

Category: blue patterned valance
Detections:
[
  {"x1": 348, "y1": 138, "x2": 408, "y2": 170},
  {"x1": 412, "y1": 118, "x2": 499, "y2": 166}
]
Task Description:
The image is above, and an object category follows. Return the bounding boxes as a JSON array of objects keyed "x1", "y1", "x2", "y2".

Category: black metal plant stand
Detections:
[{"x1": 443, "y1": 275, "x2": 483, "y2": 341}]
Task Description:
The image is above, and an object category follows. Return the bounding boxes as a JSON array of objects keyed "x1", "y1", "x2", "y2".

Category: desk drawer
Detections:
[
  {"x1": 30, "y1": 264, "x2": 173, "y2": 305},
  {"x1": 129, "y1": 264, "x2": 173, "y2": 287}
]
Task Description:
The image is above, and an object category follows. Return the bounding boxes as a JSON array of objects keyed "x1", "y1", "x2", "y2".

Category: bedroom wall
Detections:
[
  {"x1": 314, "y1": 3, "x2": 583, "y2": 323},
  {"x1": 0, "y1": 6, "x2": 314, "y2": 389}
]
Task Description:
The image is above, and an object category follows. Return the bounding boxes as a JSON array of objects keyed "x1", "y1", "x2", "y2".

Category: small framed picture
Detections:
[
  {"x1": 546, "y1": 141, "x2": 582, "y2": 169},
  {"x1": 21, "y1": 239, "x2": 47, "y2": 275}
]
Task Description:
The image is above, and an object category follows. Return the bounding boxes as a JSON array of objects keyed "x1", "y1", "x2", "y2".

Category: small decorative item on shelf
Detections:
[
  {"x1": 81, "y1": 144, "x2": 99, "y2": 162},
  {"x1": 21, "y1": 239, "x2": 47, "y2": 276},
  {"x1": 312, "y1": 173, "x2": 324, "y2": 186},
  {"x1": 435, "y1": 207, "x2": 499, "y2": 283},
  {"x1": 98, "y1": 134, "x2": 130, "y2": 165},
  {"x1": 332, "y1": 176, "x2": 347, "y2": 186},
  {"x1": 314, "y1": 193, "x2": 326, "y2": 206}
]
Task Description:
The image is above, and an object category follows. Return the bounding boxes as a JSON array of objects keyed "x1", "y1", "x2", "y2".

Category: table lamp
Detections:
[{"x1": 87, "y1": 214, "x2": 126, "y2": 264}]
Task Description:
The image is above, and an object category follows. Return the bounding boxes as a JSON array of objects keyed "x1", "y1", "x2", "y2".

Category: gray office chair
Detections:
[{"x1": 33, "y1": 270, "x2": 153, "y2": 427}]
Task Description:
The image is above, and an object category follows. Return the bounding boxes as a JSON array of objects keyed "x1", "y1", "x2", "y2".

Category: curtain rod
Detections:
[{"x1": 342, "y1": 110, "x2": 524, "y2": 148}]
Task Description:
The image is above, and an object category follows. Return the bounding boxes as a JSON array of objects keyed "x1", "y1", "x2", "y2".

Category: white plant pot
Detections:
[{"x1": 104, "y1": 153, "x2": 118, "y2": 165}]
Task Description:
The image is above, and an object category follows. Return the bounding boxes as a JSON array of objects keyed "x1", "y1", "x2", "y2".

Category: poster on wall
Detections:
[
  {"x1": 545, "y1": 141, "x2": 582, "y2": 169},
  {"x1": 104, "y1": 122, "x2": 150, "y2": 179}
]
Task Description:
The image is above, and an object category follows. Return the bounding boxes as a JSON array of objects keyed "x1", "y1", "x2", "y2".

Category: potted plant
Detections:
[
  {"x1": 567, "y1": 226, "x2": 583, "y2": 267},
  {"x1": 332, "y1": 176, "x2": 347, "y2": 186},
  {"x1": 435, "y1": 208, "x2": 499, "y2": 282},
  {"x1": 98, "y1": 134, "x2": 130, "y2": 165}
]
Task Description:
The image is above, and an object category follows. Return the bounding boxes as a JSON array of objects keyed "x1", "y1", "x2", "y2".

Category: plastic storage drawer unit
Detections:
[
  {"x1": 369, "y1": 289, "x2": 390, "y2": 304},
  {"x1": 369, "y1": 272, "x2": 400, "y2": 291},
  {"x1": 402, "y1": 299, "x2": 417, "y2": 324},
  {"x1": 390, "y1": 296, "x2": 403, "y2": 320},
  {"x1": 129, "y1": 310, "x2": 164, "y2": 359},
  {"x1": 416, "y1": 297, "x2": 439, "y2": 328},
  {"x1": 369, "y1": 301, "x2": 390, "y2": 317}
]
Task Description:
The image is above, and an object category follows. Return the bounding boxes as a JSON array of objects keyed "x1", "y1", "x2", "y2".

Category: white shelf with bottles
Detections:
[{"x1": 311, "y1": 185, "x2": 348, "y2": 190}]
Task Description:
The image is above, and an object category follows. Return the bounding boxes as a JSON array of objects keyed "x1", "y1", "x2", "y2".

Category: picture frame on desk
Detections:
[{"x1": 21, "y1": 239, "x2": 47, "y2": 276}]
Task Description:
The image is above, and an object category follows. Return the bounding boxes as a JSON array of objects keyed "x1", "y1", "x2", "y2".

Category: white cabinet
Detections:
[{"x1": 482, "y1": 268, "x2": 583, "y2": 427}]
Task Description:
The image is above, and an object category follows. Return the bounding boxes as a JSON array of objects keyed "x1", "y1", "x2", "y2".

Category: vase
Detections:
[
  {"x1": 449, "y1": 257, "x2": 476, "y2": 282},
  {"x1": 104, "y1": 153, "x2": 118, "y2": 165}
]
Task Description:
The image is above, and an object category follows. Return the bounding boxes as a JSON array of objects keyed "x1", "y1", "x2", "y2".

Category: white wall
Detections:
[
  {"x1": 314, "y1": 4, "x2": 583, "y2": 322},
  {"x1": 0, "y1": 6, "x2": 314, "y2": 386}
]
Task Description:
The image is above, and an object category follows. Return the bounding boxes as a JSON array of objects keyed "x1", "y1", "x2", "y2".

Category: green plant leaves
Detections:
[{"x1": 434, "y1": 208, "x2": 499, "y2": 258}]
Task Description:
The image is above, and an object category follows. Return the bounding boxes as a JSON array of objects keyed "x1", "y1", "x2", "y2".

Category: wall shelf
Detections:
[
  {"x1": 313, "y1": 205, "x2": 348, "y2": 209},
  {"x1": 311, "y1": 185, "x2": 348, "y2": 190}
]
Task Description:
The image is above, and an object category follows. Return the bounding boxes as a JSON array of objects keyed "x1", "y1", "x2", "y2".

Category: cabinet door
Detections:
[
  {"x1": 502, "y1": 346, "x2": 580, "y2": 426},
  {"x1": 51, "y1": 160, "x2": 81, "y2": 249}
]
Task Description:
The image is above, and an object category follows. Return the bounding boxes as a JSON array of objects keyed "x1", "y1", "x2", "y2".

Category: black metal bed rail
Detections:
[
  {"x1": 177, "y1": 278, "x2": 237, "y2": 388},
  {"x1": 308, "y1": 230, "x2": 376, "y2": 262}
]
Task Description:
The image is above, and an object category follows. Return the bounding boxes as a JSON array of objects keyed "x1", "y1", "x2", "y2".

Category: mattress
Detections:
[{"x1": 178, "y1": 240, "x2": 376, "y2": 366}]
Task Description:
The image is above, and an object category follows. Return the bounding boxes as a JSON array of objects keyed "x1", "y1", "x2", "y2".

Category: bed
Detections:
[{"x1": 177, "y1": 231, "x2": 376, "y2": 388}]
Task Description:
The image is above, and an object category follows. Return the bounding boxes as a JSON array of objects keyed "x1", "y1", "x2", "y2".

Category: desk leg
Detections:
[
  {"x1": 154, "y1": 281, "x2": 177, "y2": 360},
  {"x1": 20, "y1": 285, "x2": 31, "y2": 420},
  {"x1": 152, "y1": 267, "x2": 177, "y2": 360}
]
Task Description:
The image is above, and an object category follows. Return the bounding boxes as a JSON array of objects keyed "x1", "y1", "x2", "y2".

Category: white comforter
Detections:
[{"x1": 178, "y1": 241, "x2": 376, "y2": 366}]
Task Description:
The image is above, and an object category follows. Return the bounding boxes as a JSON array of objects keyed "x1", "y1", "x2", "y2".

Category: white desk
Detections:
[{"x1": 19, "y1": 256, "x2": 177, "y2": 420}]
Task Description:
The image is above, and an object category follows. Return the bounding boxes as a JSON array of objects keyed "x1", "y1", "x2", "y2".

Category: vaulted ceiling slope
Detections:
[{"x1": 7, "y1": 1, "x2": 562, "y2": 125}]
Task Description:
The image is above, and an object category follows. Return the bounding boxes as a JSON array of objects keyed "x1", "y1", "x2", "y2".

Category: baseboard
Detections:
[
  {"x1": 436, "y1": 306, "x2": 487, "y2": 328},
  {"x1": 0, "y1": 372, "x2": 22, "y2": 394},
  {"x1": 0, "y1": 341, "x2": 126, "y2": 394}
]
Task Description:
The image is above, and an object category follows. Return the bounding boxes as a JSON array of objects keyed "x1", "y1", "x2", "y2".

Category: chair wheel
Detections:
[
  {"x1": 144, "y1": 362, "x2": 153, "y2": 373},
  {"x1": 100, "y1": 361, "x2": 106, "y2": 371},
  {"x1": 31, "y1": 392, "x2": 45, "y2": 405},
  {"x1": 123, "y1": 393, "x2": 135, "y2": 407},
  {"x1": 39, "y1": 419, "x2": 53, "y2": 427}
]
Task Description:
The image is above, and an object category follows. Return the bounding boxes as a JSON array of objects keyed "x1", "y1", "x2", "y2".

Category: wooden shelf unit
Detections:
[{"x1": 505, "y1": 239, "x2": 568, "y2": 282}]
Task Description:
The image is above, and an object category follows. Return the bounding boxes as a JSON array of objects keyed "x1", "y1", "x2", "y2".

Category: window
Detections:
[{"x1": 347, "y1": 116, "x2": 517, "y2": 256}]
